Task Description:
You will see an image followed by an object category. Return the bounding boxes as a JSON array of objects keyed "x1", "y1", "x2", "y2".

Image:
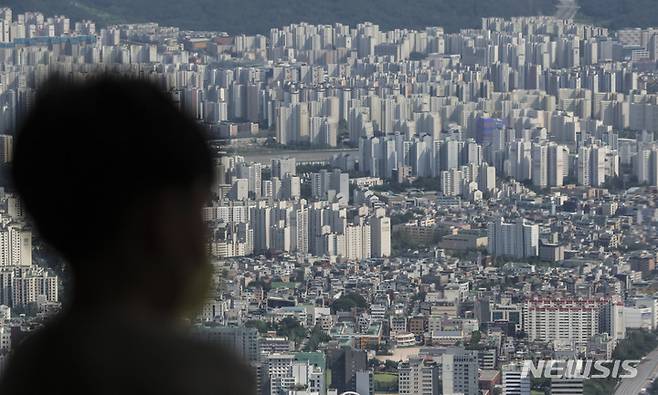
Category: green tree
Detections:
[
  {"x1": 331, "y1": 292, "x2": 369, "y2": 312},
  {"x1": 613, "y1": 329, "x2": 658, "y2": 361},
  {"x1": 384, "y1": 360, "x2": 399, "y2": 370},
  {"x1": 276, "y1": 317, "x2": 307, "y2": 344},
  {"x1": 245, "y1": 319, "x2": 271, "y2": 334},
  {"x1": 468, "y1": 330, "x2": 482, "y2": 348},
  {"x1": 304, "y1": 324, "x2": 332, "y2": 351}
]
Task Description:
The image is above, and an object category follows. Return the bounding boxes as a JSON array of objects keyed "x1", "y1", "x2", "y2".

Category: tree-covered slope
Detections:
[
  {"x1": 578, "y1": 0, "x2": 658, "y2": 30},
  {"x1": 5, "y1": 0, "x2": 657, "y2": 35},
  {"x1": 2, "y1": 0, "x2": 555, "y2": 34}
]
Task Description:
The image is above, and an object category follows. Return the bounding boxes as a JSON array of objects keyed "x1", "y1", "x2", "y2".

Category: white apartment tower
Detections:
[
  {"x1": 578, "y1": 146, "x2": 591, "y2": 186},
  {"x1": 635, "y1": 146, "x2": 658, "y2": 186},
  {"x1": 398, "y1": 357, "x2": 440, "y2": 395},
  {"x1": 8, "y1": 267, "x2": 58, "y2": 307},
  {"x1": 440, "y1": 168, "x2": 463, "y2": 197},
  {"x1": 578, "y1": 145, "x2": 607, "y2": 187},
  {"x1": 370, "y1": 209, "x2": 391, "y2": 258},
  {"x1": 502, "y1": 362, "x2": 531, "y2": 395},
  {"x1": 442, "y1": 348, "x2": 479, "y2": 395},
  {"x1": 523, "y1": 296, "x2": 625, "y2": 346},
  {"x1": 344, "y1": 222, "x2": 371, "y2": 261},
  {"x1": 0, "y1": 225, "x2": 32, "y2": 267},
  {"x1": 547, "y1": 143, "x2": 567, "y2": 187},
  {"x1": 487, "y1": 218, "x2": 539, "y2": 258}
]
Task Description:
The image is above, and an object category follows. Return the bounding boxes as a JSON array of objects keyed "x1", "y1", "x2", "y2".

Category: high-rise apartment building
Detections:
[
  {"x1": 327, "y1": 346, "x2": 367, "y2": 394},
  {"x1": 191, "y1": 326, "x2": 260, "y2": 364},
  {"x1": 478, "y1": 162, "x2": 497, "y2": 192},
  {"x1": 311, "y1": 169, "x2": 349, "y2": 206},
  {"x1": 547, "y1": 143, "x2": 567, "y2": 187},
  {"x1": 551, "y1": 377, "x2": 584, "y2": 395},
  {"x1": 523, "y1": 296, "x2": 625, "y2": 345},
  {"x1": 487, "y1": 218, "x2": 539, "y2": 258},
  {"x1": 502, "y1": 362, "x2": 531, "y2": 395},
  {"x1": 3, "y1": 266, "x2": 58, "y2": 308},
  {"x1": 0, "y1": 134, "x2": 12, "y2": 163},
  {"x1": 260, "y1": 352, "x2": 326, "y2": 393},
  {"x1": 370, "y1": 208, "x2": 391, "y2": 258},
  {"x1": 0, "y1": 224, "x2": 32, "y2": 267},
  {"x1": 440, "y1": 168, "x2": 463, "y2": 197},
  {"x1": 442, "y1": 348, "x2": 479, "y2": 395},
  {"x1": 635, "y1": 146, "x2": 658, "y2": 186},
  {"x1": 531, "y1": 143, "x2": 548, "y2": 188},
  {"x1": 398, "y1": 356, "x2": 440, "y2": 395},
  {"x1": 271, "y1": 158, "x2": 296, "y2": 179}
]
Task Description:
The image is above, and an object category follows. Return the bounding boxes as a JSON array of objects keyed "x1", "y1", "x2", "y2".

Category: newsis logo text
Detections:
[{"x1": 521, "y1": 359, "x2": 640, "y2": 379}]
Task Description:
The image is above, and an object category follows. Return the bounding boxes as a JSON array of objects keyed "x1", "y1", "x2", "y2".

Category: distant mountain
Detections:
[
  {"x1": 577, "y1": 0, "x2": 658, "y2": 30},
  {"x1": 3, "y1": 0, "x2": 555, "y2": 34},
  {"x1": 4, "y1": 0, "x2": 657, "y2": 35}
]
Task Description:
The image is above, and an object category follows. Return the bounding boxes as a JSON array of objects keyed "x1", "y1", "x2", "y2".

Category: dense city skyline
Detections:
[{"x1": 0, "y1": 4, "x2": 657, "y2": 395}]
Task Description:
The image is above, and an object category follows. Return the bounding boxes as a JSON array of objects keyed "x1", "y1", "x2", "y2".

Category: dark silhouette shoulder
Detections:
[{"x1": 0, "y1": 314, "x2": 255, "y2": 395}]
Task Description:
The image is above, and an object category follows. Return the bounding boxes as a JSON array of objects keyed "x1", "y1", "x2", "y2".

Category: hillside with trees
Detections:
[{"x1": 5, "y1": 0, "x2": 554, "y2": 34}]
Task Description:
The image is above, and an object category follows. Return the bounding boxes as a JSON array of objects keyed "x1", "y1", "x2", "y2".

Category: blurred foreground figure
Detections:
[{"x1": 0, "y1": 76, "x2": 254, "y2": 394}]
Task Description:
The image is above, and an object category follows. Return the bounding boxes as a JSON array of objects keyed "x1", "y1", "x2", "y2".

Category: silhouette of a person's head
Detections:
[{"x1": 12, "y1": 75, "x2": 215, "y2": 321}]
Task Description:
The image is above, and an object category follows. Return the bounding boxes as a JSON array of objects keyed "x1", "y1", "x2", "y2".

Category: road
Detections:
[{"x1": 615, "y1": 347, "x2": 658, "y2": 394}]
